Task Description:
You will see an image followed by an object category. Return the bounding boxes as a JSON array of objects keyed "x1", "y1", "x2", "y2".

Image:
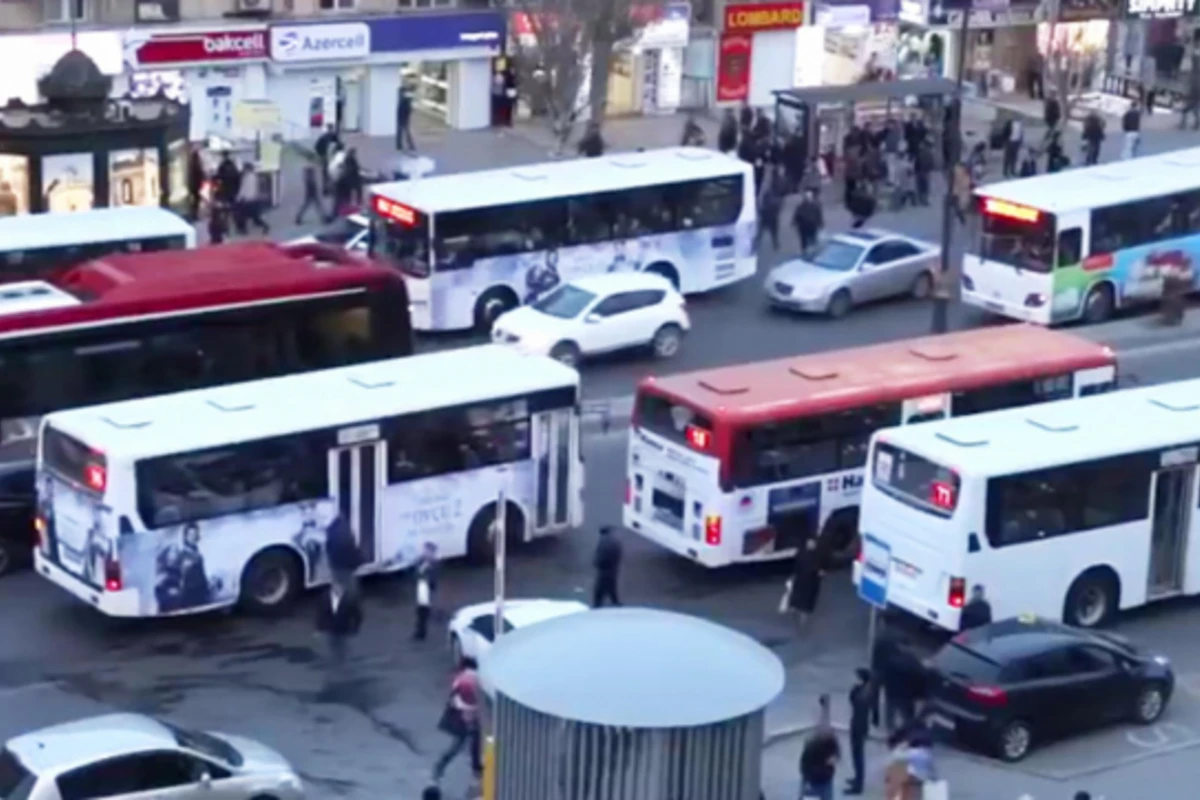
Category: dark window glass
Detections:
[
  {"x1": 435, "y1": 200, "x2": 567, "y2": 267},
  {"x1": 469, "y1": 613, "x2": 515, "y2": 642},
  {"x1": 566, "y1": 196, "x2": 614, "y2": 244},
  {"x1": 980, "y1": 210, "x2": 1055, "y2": 272},
  {"x1": 984, "y1": 453, "x2": 1153, "y2": 548},
  {"x1": 634, "y1": 392, "x2": 714, "y2": 450},
  {"x1": 1057, "y1": 228, "x2": 1082, "y2": 268},
  {"x1": 868, "y1": 240, "x2": 920, "y2": 264},
  {"x1": 1092, "y1": 200, "x2": 1155, "y2": 252},
  {"x1": 613, "y1": 185, "x2": 676, "y2": 237},
  {"x1": 0, "y1": 748, "x2": 33, "y2": 800},
  {"x1": 387, "y1": 399, "x2": 532, "y2": 484},
  {"x1": 733, "y1": 404, "x2": 902, "y2": 487},
  {"x1": 952, "y1": 373, "x2": 1074, "y2": 416},
  {"x1": 872, "y1": 441, "x2": 959, "y2": 516},
  {"x1": 624, "y1": 289, "x2": 666, "y2": 310},
  {"x1": 42, "y1": 426, "x2": 101, "y2": 486},
  {"x1": 373, "y1": 215, "x2": 430, "y2": 278},
  {"x1": 57, "y1": 755, "x2": 144, "y2": 800},
  {"x1": 592, "y1": 292, "x2": 638, "y2": 317},
  {"x1": 673, "y1": 176, "x2": 743, "y2": 229},
  {"x1": 1068, "y1": 646, "x2": 1118, "y2": 672},
  {"x1": 1080, "y1": 380, "x2": 1116, "y2": 397},
  {"x1": 931, "y1": 643, "x2": 1001, "y2": 681},
  {"x1": 136, "y1": 435, "x2": 327, "y2": 528},
  {"x1": 1019, "y1": 650, "x2": 1076, "y2": 680},
  {"x1": 134, "y1": 752, "x2": 203, "y2": 790}
]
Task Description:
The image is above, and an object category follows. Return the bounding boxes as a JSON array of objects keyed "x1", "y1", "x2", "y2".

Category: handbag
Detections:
[{"x1": 437, "y1": 700, "x2": 468, "y2": 737}]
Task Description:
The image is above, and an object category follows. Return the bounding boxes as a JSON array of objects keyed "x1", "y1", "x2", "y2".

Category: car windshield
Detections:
[
  {"x1": 808, "y1": 241, "x2": 864, "y2": 272},
  {"x1": 164, "y1": 720, "x2": 244, "y2": 767},
  {"x1": 313, "y1": 217, "x2": 363, "y2": 245},
  {"x1": 0, "y1": 748, "x2": 33, "y2": 800},
  {"x1": 532, "y1": 285, "x2": 596, "y2": 319}
]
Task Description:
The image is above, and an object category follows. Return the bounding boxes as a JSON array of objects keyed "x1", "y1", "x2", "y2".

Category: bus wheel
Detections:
[
  {"x1": 474, "y1": 287, "x2": 519, "y2": 333},
  {"x1": 1064, "y1": 569, "x2": 1119, "y2": 628},
  {"x1": 1081, "y1": 284, "x2": 1115, "y2": 325},
  {"x1": 644, "y1": 262, "x2": 680, "y2": 290},
  {"x1": 819, "y1": 510, "x2": 859, "y2": 569},
  {"x1": 240, "y1": 548, "x2": 302, "y2": 614},
  {"x1": 466, "y1": 501, "x2": 526, "y2": 565}
]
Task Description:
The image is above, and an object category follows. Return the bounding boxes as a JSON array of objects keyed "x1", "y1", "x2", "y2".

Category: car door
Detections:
[
  {"x1": 861, "y1": 240, "x2": 923, "y2": 300},
  {"x1": 1064, "y1": 645, "x2": 1134, "y2": 728},
  {"x1": 580, "y1": 292, "x2": 638, "y2": 353},
  {"x1": 1002, "y1": 651, "x2": 1080, "y2": 738},
  {"x1": 622, "y1": 289, "x2": 668, "y2": 345},
  {"x1": 56, "y1": 751, "x2": 208, "y2": 800},
  {"x1": 856, "y1": 242, "x2": 899, "y2": 302}
]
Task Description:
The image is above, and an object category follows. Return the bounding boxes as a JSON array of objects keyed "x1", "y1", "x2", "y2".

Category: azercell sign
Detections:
[{"x1": 269, "y1": 22, "x2": 371, "y2": 63}]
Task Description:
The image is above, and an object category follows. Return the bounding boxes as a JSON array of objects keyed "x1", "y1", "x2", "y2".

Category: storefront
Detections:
[
  {"x1": 122, "y1": 26, "x2": 270, "y2": 141},
  {"x1": 266, "y1": 12, "x2": 505, "y2": 138},
  {"x1": 812, "y1": 0, "x2": 900, "y2": 85},
  {"x1": 718, "y1": 1, "x2": 806, "y2": 105},
  {"x1": 1111, "y1": 0, "x2": 1198, "y2": 107},
  {"x1": 607, "y1": 3, "x2": 691, "y2": 116}
]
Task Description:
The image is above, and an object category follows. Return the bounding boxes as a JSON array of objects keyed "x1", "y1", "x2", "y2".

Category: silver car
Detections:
[
  {"x1": 0, "y1": 713, "x2": 304, "y2": 800},
  {"x1": 765, "y1": 229, "x2": 941, "y2": 318}
]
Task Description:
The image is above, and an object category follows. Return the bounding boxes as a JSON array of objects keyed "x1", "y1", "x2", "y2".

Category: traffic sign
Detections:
[{"x1": 858, "y1": 533, "x2": 890, "y2": 609}]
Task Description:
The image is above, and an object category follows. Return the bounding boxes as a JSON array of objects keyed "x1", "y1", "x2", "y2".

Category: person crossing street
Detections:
[{"x1": 592, "y1": 525, "x2": 623, "y2": 607}]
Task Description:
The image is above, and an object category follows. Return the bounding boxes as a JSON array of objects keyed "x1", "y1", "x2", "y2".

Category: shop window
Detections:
[
  {"x1": 319, "y1": 0, "x2": 357, "y2": 9},
  {"x1": 42, "y1": 0, "x2": 89, "y2": 23}
]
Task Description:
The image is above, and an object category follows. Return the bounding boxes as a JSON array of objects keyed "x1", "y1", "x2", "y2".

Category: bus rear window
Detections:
[
  {"x1": 634, "y1": 392, "x2": 714, "y2": 452},
  {"x1": 42, "y1": 426, "x2": 104, "y2": 488},
  {"x1": 872, "y1": 442, "x2": 959, "y2": 516},
  {"x1": 978, "y1": 201, "x2": 1054, "y2": 274},
  {"x1": 0, "y1": 748, "x2": 34, "y2": 800}
]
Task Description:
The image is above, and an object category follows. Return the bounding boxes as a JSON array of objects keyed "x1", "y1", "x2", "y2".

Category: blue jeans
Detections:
[{"x1": 801, "y1": 780, "x2": 833, "y2": 800}]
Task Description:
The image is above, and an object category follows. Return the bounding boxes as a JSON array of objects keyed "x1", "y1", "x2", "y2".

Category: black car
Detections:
[
  {"x1": 924, "y1": 616, "x2": 1174, "y2": 762},
  {"x1": 0, "y1": 461, "x2": 34, "y2": 577}
]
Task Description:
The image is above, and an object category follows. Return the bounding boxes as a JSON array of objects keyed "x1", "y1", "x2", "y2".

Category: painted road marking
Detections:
[{"x1": 1125, "y1": 721, "x2": 1196, "y2": 749}]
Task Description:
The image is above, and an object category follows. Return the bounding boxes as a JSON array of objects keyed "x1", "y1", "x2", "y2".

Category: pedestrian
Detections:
[
  {"x1": 295, "y1": 163, "x2": 323, "y2": 225},
  {"x1": 1181, "y1": 71, "x2": 1200, "y2": 131},
  {"x1": 1045, "y1": 128, "x2": 1067, "y2": 173},
  {"x1": 680, "y1": 112, "x2": 706, "y2": 146},
  {"x1": 314, "y1": 577, "x2": 363, "y2": 668},
  {"x1": 844, "y1": 667, "x2": 878, "y2": 796},
  {"x1": 578, "y1": 121, "x2": 605, "y2": 157},
  {"x1": 793, "y1": 188, "x2": 823, "y2": 256},
  {"x1": 1002, "y1": 116, "x2": 1023, "y2": 178},
  {"x1": 433, "y1": 656, "x2": 483, "y2": 783},
  {"x1": 913, "y1": 139, "x2": 934, "y2": 205},
  {"x1": 904, "y1": 727, "x2": 937, "y2": 785},
  {"x1": 1082, "y1": 111, "x2": 1105, "y2": 166},
  {"x1": 1043, "y1": 95, "x2": 1062, "y2": 131},
  {"x1": 592, "y1": 525, "x2": 622, "y2": 607},
  {"x1": 951, "y1": 160, "x2": 972, "y2": 224},
  {"x1": 413, "y1": 542, "x2": 438, "y2": 641},
  {"x1": 1026, "y1": 52, "x2": 1044, "y2": 100},
  {"x1": 315, "y1": 124, "x2": 340, "y2": 194},
  {"x1": 1019, "y1": 145, "x2": 1039, "y2": 177},
  {"x1": 236, "y1": 163, "x2": 269, "y2": 235},
  {"x1": 883, "y1": 728, "x2": 921, "y2": 800},
  {"x1": 215, "y1": 151, "x2": 241, "y2": 206},
  {"x1": 1073, "y1": 792, "x2": 1091, "y2": 800},
  {"x1": 325, "y1": 512, "x2": 362, "y2": 596},
  {"x1": 756, "y1": 177, "x2": 783, "y2": 251},
  {"x1": 799, "y1": 721, "x2": 840, "y2": 800},
  {"x1": 341, "y1": 147, "x2": 364, "y2": 207},
  {"x1": 737, "y1": 130, "x2": 759, "y2": 170},
  {"x1": 207, "y1": 202, "x2": 229, "y2": 245},
  {"x1": 847, "y1": 182, "x2": 876, "y2": 229},
  {"x1": 187, "y1": 146, "x2": 205, "y2": 222},
  {"x1": 782, "y1": 131, "x2": 807, "y2": 193},
  {"x1": 739, "y1": 101, "x2": 754, "y2": 131},
  {"x1": 752, "y1": 108, "x2": 772, "y2": 142},
  {"x1": 787, "y1": 537, "x2": 823, "y2": 626},
  {"x1": 396, "y1": 87, "x2": 416, "y2": 151},
  {"x1": 959, "y1": 584, "x2": 992, "y2": 631},
  {"x1": 1122, "y1": 100, "x2": 1142, "y2": 160},
  {"x1": 717, "y1": 108, "x2": 739, "y2": 154}
]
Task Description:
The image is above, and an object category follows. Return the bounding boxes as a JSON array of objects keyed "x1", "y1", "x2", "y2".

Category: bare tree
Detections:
[
  {"x1": 1043, "y1": 22, "x2": 1103, "y2": 122},
  {"x1": 511, "y1": 0, "x2": 640, "y2": 154}
]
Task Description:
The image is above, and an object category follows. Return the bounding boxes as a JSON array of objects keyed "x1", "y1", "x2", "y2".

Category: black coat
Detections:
[
  {"x1": 788, "y1": 547, "x2": 822, "y2": 613},
  {"x1": 594, "y1": 535, "x2": 622, "y2": 575},
  {"x1": 960, "y1": 597, "x2": 993, "y2": 631},
  {"x1": 315, "y1": 592, "x2": 363, "y2": 637},
  {"x1": 718, "y1": 120, "x2": 738, "y2": 154},
  {"x1": 326, "y1": 516, "x2": 363, "y2": 572}
]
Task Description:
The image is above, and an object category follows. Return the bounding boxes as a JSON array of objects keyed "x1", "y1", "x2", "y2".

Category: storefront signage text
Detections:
[
  {"x1": 724, "y1": 2, "x2": 805, "y2": 32},
  {"x1": 1126, "y1": 0, "x2": 1195, "y2": 17},
  {"x1": 270, "y1": 23, "x2": 371, "y2": 63},
  {"x1": 124, "y1": 29, "x2": 268, "y2": 67},
  {"x1": 716, "y1": 33, "x2": 753, "y2": 102},
  {"x1": 367, "y1": 12, "x2": 505, "y2": 54}
]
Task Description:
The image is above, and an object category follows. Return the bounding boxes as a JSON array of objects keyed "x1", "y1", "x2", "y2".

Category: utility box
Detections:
[{"x1": 480, "y1": 607, "x2": 784, "y2": 800}]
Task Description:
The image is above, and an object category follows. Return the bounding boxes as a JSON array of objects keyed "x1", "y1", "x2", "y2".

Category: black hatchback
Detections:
[{"x1": 924, "y1": 616, "x2": 1174, "y2": 762}]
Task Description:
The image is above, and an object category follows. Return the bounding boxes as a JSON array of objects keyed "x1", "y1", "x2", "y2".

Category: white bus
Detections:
[
  {"x1": 0, "y1": 206, "x2": 195, "y2": 283},
  {"x1": 961, "y1": 147, "x2": 1200, "y2": 325},
  {"x1": 368, "y1": 147, "x2": 757, "y2": 332},
  {"x1": 857, "y1": 377, "x2": 1200, "y2": 632},
  {"x1": 33, "y1": 345, "x2": 583, "y2": 617}
]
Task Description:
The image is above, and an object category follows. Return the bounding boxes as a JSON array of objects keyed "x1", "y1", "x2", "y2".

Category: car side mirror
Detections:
[{"x1": 584, "y1": 313, "x2": 602, "y2": 324}]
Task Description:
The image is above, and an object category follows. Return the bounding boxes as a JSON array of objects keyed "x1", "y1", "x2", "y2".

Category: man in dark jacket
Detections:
[
  {"x1": 717, "y1": 108, "x2": 739, "y2": 154},
  {"x1": 1082, "y1": 111, "x2": 1105, "y2": 166},
  {"x1": 960, "y1": 584, "x2": 993, "y2": 631},
  {"x1": 315, "y1": 580, "x2": 363, "y2": 667},
  {"x1": 793, "y1": 189, "x2": 823, "y2": 255},
  {"x1": 314, "y1": 125, "x2": 340, "y2": 194},
  {"x1": 325, "y1": 513, "x2": 362, "y2": 594},
  {"x1": 295, "y1": 164, "x2": 323, "y2": 225},
  {"x1": 874, "y1": 627, "x2": 926, "y2": 732},
  {"x1": 592, "y1": 525, "x2": 622, "y2": 607},
  {"x1": 800, "y1": 725, "x2": 841, "y2": 800},
  {"x1": 214, "y1": 152, "x2": 241, "y2": 206},
  {"x1": 788, "y1": 537, "x2": 824, "y2": 627},
  {"x1": 757, "y1": 179, "x2": 784, "y2": 251},
  {"x1": 845, "y1": 667, "x2": 878, "y2": 796},
  {"x1": 187, "y1": 147, "x2": 205, "y2": 222}
]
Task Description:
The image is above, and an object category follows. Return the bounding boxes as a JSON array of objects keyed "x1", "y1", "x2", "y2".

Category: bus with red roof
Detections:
[
  {"x1": 0, "y1": 241, "x2": 411, "y2": 575},
  {"x1": 622, "y1": 325, "x2": 1117, "y2": 568}
]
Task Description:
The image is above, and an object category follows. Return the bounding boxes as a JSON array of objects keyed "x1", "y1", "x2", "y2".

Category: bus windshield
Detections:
[
  {"x1": 978, "y1": 205, "x2": 1055, "y2": 273},
  {"x1": 373, "y1": 216, "x2": 430, "y2": 278},
  {"x1": 871, "y1": 442, "x2": 959, "y2": 516}
]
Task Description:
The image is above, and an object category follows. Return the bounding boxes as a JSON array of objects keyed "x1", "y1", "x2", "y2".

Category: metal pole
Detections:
[
  {"x1": 866, "y1": 605, "x2": 878, "y2": 660},
  {"x1": 930, "y1": 0, "x2": 973, "y2": 334},
  {"x1": 494, "y1": 487, "x2": 507, "y2": 640}
]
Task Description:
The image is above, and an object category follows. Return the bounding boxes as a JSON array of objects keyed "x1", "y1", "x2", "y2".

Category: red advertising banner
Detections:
[
  {"x1": 723, "y1": 1, "x2": 805, "y2": 32},
  {"x1": 716, "y1": 33, "x2": 753, "y2": 103},
  {"x1": 125, "y1": 29, "x2": 268, "y2": 67}
]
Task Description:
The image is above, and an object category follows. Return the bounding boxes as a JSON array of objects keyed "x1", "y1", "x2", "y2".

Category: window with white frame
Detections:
[
  {"x1": 43, "y1": 0, "x2": 90, "y2": 22},
  {"x1": 319, "y1": 0, "x2": 357, "y2": 10}
]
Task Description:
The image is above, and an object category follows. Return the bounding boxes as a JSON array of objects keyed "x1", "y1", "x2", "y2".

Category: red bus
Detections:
[
  {"x1": 623, "y1": 325, "x2": 1117, "y2": 568},
  {"x1": 0, "y1": 241, "x2": 411, "y2": 573}
]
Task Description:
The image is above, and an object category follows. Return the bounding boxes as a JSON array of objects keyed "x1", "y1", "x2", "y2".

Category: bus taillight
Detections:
[
  {"x1": 948, "y1": 577, "x2": 966, "y2": 609},
  {"x1": 685, "y1": 425, "x2": 711, "y2": 451},
  {"x1": 84, "y1": 462, "x2": 106, "y2": 493},
  {"x1": 704, "y1": 515, "x2": 722, "y2": 545},
  {"x1": 104, "y1": 558, "x2": 122, "y2": 593}
]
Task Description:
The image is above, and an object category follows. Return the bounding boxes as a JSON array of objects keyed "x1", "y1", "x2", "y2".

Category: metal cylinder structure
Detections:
[{"x1": 481, "y1": 607, "x2": 785, "y2": 800}]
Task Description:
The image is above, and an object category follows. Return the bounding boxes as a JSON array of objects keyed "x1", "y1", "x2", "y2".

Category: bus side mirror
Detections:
[{"x1": 967, "y1": 533, "x2": 980, "y2": 553}]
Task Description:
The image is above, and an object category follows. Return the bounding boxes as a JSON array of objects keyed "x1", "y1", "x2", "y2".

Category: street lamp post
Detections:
[{"x1": 930, "y1": 0, "x2": 973, "y2": 334}]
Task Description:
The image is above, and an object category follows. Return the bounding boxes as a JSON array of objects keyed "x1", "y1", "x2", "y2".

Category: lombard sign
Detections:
[
  {"x1": 1127, "y1": 0, "x2": 1196, "y2": 18},
  {"x1": 123, "y1": 28, "x2": 268, "y2": 68},
  {"x1": 270, "y1": 22, "x2": 371, "y2": 63},
  {"x1": 724, "y1": 1, "x2": 805, "y2": 32}
]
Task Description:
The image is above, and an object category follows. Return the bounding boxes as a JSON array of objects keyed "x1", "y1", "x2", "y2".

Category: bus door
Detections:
[
  {"x1": 1148, "y1": 459, "x2": 1196, "y2": 598},
  {"x1": 329, "y1": 425, "x2": 383, "y2": 567},
  {"x1": 532, "y1": 410, "x2": 573, "y2": 533},
  {"x1": 902, "y1": 394, "x2": 949, "y2": 425}
]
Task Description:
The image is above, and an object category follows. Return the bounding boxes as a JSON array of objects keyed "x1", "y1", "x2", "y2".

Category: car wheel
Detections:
[
  {"x1": 0, "y1": 541, "x2": 12, "y2": 577},
  {"x1": 911, "y1": 272, "x2": 934, "y2": 300},
  {"x1": 651, "y1": 324, "x2": 683, "y2": 359},
  {"x1": 827, "y1": 290, "x2": 853, "y2": 319},
  {"x1": 1063, "y1": 570, "x2": 1118, "y2": 628},
  {"x1": 996, "y1": 719, "x2": 1033, "y2": 762},
  {"x1": 549, "y1": 341, "x2": 582, "y2": 367},
  {"x1": 1133, "y1": 682, "x2": 1168, "y2": 724},
  {"x1": 1081, "y1": 283, "x2": 1115, "y2": 325},
  {"x1": 239, "y1": 549, "x2": 302, "y2": 614}
]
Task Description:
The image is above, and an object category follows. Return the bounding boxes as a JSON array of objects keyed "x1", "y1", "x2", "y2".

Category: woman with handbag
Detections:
[{"x1": 433, "y1": 657, "x2": 483, "y2": 782}]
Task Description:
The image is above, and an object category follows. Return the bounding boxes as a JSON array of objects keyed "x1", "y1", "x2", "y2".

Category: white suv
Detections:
[{"x1": 492, "y1": 272, "x2": 690, "y2": 367}]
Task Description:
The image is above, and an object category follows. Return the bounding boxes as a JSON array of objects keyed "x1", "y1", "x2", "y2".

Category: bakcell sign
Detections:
[
  {"x1": 123, "y1": 29, "x2": 268, "y2": 68},
  {"x1": 270, "y1": 22, "x2": 371, "y2": 63},
  {"x1": 724, "y1": 2, "x2": 805, "y2": 32}
]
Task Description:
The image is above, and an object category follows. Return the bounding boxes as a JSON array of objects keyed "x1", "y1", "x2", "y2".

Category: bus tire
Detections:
[
  {"x1": 474, "y1": 287, "x2": 519, "y2": 333},
  {"x1": 466, "y1": 501, "x2": 526, "y2": 565},
  {"x1": 1081, "y1": 283, "x2": 1115, "y2": 325},
  {"x1": 1063, "y1": 568, "x2": 1119, "y2": 628},
  {"x1": 644, "y1": 262, "x2": 680, "y2": 290},
  {"x1": 818, "y1": 509, "x2": 860, "y2": 569},
  {"x1": 239, "y1": 548, "x2": 302, "y2": 615}
]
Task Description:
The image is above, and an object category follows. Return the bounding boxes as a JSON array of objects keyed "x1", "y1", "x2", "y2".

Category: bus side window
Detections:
[{"x1": 1056, "y1": 228, "x2": 1082, "y2": 268}]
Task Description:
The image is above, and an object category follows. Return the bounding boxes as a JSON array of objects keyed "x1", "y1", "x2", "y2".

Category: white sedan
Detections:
[
  {"x1": 0, "y1": 713, "x2": 303, "y2": 799},
  {"x1": 448, "y1": 599, "x2": 589, "y2": 662},
  {"x1": 492, "y1": 272, "x2": 690, "y2": 367},
  {"x1": 289, "y1": 213, "x2": 370, "y2": 253}
]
